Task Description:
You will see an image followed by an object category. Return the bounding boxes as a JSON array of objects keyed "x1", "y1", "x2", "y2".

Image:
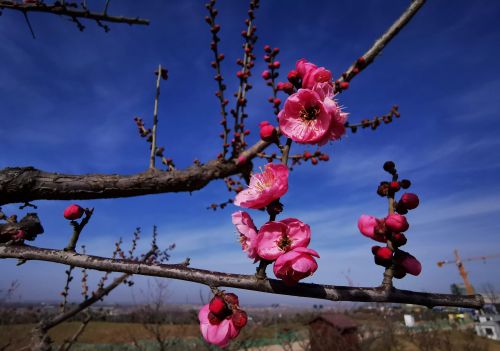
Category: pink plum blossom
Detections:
[
  {"x1": 278, "y1": 89, "x2": 333, "y2": 144},
  {"x1": 357, "y1": 215, "x2": 386, "y2": 243},
  {"x1": 232, "y1": 211, "x2": 258, "y2": 260},
  {"x1": 395, "y1": 251, "x2": 422, "y2": 276},
  {"x1": 198, "y1": 304, "x2": 239, "y2": 348},
  {"x1": 273, "y1": 247, "x2": 319, "y2": 286},
  {"x1": 256, "y1": 218, "x2": 311, "y2": 261},
  {"x1": 296, "y1": 59, "x2": 332, "y2": 90},
  {"x1": 234, "y1": 163, "x2": 288, "y2": 209},
  {"x1": 278, "y1": 87, "x2": 346, "y2": 145}
]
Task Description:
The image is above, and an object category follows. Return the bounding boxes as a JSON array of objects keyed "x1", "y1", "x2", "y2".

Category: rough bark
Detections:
[
  {"x1": 0, "y1": 160, "x2": 252, "y2": 205},
  {"x1": 0, "y1": 244, "x2": 484, "y2": 309}
]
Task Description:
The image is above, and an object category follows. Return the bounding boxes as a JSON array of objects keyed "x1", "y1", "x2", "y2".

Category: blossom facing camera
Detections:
[
  {"x1": 231, "y1": 211, "x2": 258, "y2": 260},
  {"x1": 256, "y1": 218, "x2": 311, "y2": 261},
  {"x1": 234, "y1": 163, "x2": 288, "y2": 209},
  {"x1": 385, "y1": 213, "x2": 409, "y2": 232},
  {"x1": 63, "y1": 204, "x2": 84, "y2": 220},
  {"x1": 400, "y1": 193, "x2": 420, "y2": 210},
  {"x1": 279, "y1": 87, "x2": 346, "y2": 145},
  {"x1": 278, "y1": 89, "x2": 332, "y2": 144},
  {"x1": 273, "y1": 247, "x2": 319, "y2": 286}
]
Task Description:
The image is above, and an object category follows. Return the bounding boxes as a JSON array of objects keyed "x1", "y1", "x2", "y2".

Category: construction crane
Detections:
[{"x1": 437, "y1": 250, "x2": 500, "y2": 295}]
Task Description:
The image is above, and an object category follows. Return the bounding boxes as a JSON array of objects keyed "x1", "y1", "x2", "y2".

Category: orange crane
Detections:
[{"x1": 437, "y1": 250, "x2": 500, "y2": 295}]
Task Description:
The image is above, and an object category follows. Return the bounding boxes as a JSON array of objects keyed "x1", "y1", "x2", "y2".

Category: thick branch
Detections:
[
  {"x1": 0, "y1": 160, "x2": 252, "y2": 205},
  {"x1": 0, "y1": 244, "x2": 484, "y2": 309},
  {"x1": 0, "y1": 1, "x2": 149, "y2": 26}
]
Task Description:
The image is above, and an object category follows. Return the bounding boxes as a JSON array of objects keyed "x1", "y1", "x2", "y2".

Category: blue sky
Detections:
[{"x1": 1, "y1": 0, "x2": 499, "y2": 306}]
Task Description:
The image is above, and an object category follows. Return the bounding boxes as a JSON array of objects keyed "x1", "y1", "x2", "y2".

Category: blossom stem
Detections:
[
  {"x1": 149, "y1": 64, "x2": 162, "y2": 169},
  {"x1": 281, "y1": 138, "x2": 293, "y2": 166},
  {"x1": 381, "y1": 171, "x2": 398, "y2": 290},
  {"x1": 64, "y1": 208, "x2": 94, "y2": 252},
  {"x1": 255, "y1": 259, "x2": 271, "y2": 279}
]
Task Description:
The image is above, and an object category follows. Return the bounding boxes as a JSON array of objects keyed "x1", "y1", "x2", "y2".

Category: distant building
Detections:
[
  {"x1": 475, "y1": 314, "x2": 500, "y2": 341},
  {"x1": 403, "y1": 314, "x2": 415, "y2": 327},
  {"x1": 309, "y1": 313, "x2": 360, "y2": 351}
]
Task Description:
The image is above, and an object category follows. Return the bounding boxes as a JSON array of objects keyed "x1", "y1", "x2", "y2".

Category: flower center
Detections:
[
  {"x1": 278, "y1": 235, "x2": 292, "y2": 250},
  {"x1": 300, "y1": 105, "x2": 320, "y2": 121},
  {"x1": 251, "y1": 167, "x2": 275, "y2": 192}
]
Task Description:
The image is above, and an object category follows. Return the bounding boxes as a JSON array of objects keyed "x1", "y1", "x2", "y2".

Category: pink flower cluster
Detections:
[
  {"x1": 232, "y1": 212, "x2": 319, "y2": 286},
  {"x1": 358, "y1": 192, "x2": 421, "y2": 279},
  {"x1": 198, "y1": 292, "x2": 247, "y2": 348},
  {"x1": 277, "y1": 59, "x2": 347, "y2": 145}
]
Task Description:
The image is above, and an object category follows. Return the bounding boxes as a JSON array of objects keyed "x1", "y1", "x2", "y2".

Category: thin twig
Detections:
[
  {"x1": 149, "y1": 64, "x2": 162, "y2": 170},
  {"x1": 65, "y1": 208, "x2": 93, "y2": 252},
  {"x1": 0, "y1": 1, "x2": 149, "y2": 27},
  {"x1": 335, "y1": 0, "x2": 426, "y2": 93},
  {"x1": 58, "y1": 314, "x2": 90, "y2": 351}
]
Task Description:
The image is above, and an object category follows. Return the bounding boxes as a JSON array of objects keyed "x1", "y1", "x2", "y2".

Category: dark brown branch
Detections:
[
  {"x1": 0, "y1": 244, "x2": 484, "y2": 309},
  {"x1": 0, "y1": 160, "x2": 252, "y2": 205},
  {"x1": 0, "y1": 1, "x2": 149, "y2": 26},
  {"x1": 335, "y1": 0, "x2": 426, "y2": 93}
]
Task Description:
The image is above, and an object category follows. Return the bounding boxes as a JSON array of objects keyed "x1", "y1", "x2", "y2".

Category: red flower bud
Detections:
[
  {"x1": 303, "y1": 151, "x2": 312, "y2": 160},
  {"x1": 208, "y1": 312, "x2": 222, "y2": 325},
  {"x1": 272, "y1": 61, "x2": 280, "y2": 69},
  {"x1": 263, "y1": 45, "x2": 271, "y2": 53},
  {"x1": 63, "y1": 204, "x2": 84, "y2": 220},
  {"x1": 224, "y1": 293, "x2": 239, "y2": 306},
  {"x1": 209, "y1": 296, "x2": 227, "y2": 316},
  {"x1": 277, "y1": 82, "x2": 294, "y2": 94},
  {"x1": 232, "y1": 309, "x2": 248, "y2": 329},
  {"x1": 311, "y1": 157, "x2": 318, "y2": 165},
  {"x1": 383, "y1": 161, "x2": 395, "y2": 172},
  {"x1": 400, "y1": 193, "x2": 419, "y2": 210},
  {"x1": 339, "y1": 82, "x2": 349, "y2": 90},
  {"x1": 273, "y1": 98, "x2": 281, "y2": 106},
  {"x1": 261, "y1": 70, "x2": 271, "y2": 80},
  {"x1": 287, "y1": 70, "x2": 300, "y2": 83},
  {"x1": 400, "y1": 179, "x2": 411, "y2": 189},
  {"x1": 260, "y1": 123, "x2": 276, "y2": 141},
  {"x1": 385, "y1": 214, "x2": 409, "y2": 232},
  {"x1": 372, "y1": 246, "x2": 393, "y2": 261},
  {"x1": 390, "y1": 181, "x2": 401, "y2": 192},
  {"x1": 391, "y1": 233, "x2": 407, "y2": 247}
]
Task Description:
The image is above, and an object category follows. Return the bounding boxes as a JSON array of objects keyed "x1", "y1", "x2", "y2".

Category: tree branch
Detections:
[
  {"x1": 335, "y1": 0, "x2": 426, "y2": 93},
  {"x1": 0, "y1": 1, "x2": 149, "y2": 26},
  {"x1": 0, "y1": 160, "x2": 252, "y2": 205},
  {"x1": 0, "y1": 244, "x2": 484, "y2": 309}
]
